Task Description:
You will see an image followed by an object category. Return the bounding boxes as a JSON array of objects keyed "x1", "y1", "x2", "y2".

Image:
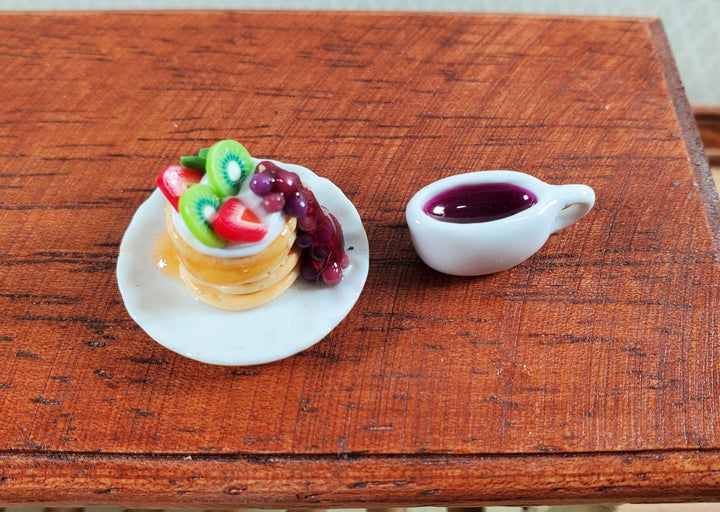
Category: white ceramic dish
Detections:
[
  {"x1": 406, "y1": 170, "x2": 594, "y2": 276},
  {"x1": 117, "y1": 161, "x2": 369, "y2": 366}
]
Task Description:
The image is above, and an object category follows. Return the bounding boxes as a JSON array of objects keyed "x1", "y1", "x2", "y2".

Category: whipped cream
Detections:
[{"x1": 171, "y1": 165, "x2": 289, "y2": 258}]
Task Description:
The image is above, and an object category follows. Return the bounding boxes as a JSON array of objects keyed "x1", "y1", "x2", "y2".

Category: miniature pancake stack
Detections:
[
  {"x1": 165, "y1": 206, "x2": 301, "y2": 310},
  {"x1": 155, "y1": 140, "x2": 349, "y2": 311}
]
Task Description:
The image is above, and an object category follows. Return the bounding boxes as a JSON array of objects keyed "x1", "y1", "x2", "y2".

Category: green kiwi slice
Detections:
[
  {"x1": 206, "y1": 140, "x2": 254, "y2": 197},
  {"x1": 178, "y1": 184, "x2": 225, "y2": 248},
  {"x1": 198, "y1": 147, "x2": 210, "y2": 159}
]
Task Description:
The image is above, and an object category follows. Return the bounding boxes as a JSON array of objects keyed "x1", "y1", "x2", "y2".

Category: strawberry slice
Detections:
[
  {"x1": 156, "y1": 165, "x2": 204, "y2": 211},
  {"x1": 212, "y1": 197, "x2": 269, "y2": 243}
]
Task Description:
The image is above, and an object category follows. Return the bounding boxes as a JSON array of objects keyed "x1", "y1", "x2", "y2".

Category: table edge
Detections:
[
  {"x1": 648, "y1": 19, "x2": 720, "y2": 252},
  {"x1": 1, "y1": 449, "x2": 719, "y2": 508}
]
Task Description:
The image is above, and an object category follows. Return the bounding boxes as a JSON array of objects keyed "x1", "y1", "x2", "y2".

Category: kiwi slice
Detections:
[
  {"x1": 178, "y1": 184, "x2": 225, "y2": 248},
  {"x1": 206, "y1": 140, "x2": 254, "y2": 197},
  {"x1": 198, "y1": 147, "x2": 210, "y2": 159}
]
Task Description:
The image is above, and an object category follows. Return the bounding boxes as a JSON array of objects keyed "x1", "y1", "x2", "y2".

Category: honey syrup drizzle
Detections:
[{"x1": 152, "y1": 230, "x2": 180, "y2": 280}]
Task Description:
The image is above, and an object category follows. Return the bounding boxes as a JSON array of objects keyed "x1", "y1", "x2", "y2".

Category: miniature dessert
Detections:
[{"x1": 155, "y1": 140, "x2": 349, "y2": 310}]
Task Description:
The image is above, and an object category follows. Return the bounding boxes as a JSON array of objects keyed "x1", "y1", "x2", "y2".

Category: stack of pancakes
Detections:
[{"x1": 165, "y1": 206, "x2": 300, "y2": 310}]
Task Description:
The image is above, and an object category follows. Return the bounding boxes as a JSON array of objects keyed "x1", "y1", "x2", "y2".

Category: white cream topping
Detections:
[{"x1": 171, "y1": 166, "x2": 289, "y2": 258}]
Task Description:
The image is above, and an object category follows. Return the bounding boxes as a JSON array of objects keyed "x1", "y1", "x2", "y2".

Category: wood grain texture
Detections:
[
  {"x1": 0, "y1": 11, "x2": 719, "y2": 507},
  {"x1": 695, "y1": 107, "x2": 720, "y2": 165}
]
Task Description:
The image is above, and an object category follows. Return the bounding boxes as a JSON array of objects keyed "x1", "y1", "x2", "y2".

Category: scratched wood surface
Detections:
[
  {"x1": 696, "y1": 107, "x2": 720, "y2": 165},
  {"x1": 1, "y1": 11, "x2": 719, "y2": 508}
]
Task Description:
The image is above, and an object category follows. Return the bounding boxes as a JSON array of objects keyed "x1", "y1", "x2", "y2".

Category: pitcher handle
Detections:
[{"x1": 552, "y1": 184, "x2": 596, "y2": 233}]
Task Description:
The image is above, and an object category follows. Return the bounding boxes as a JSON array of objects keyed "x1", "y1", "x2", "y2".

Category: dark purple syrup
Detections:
[{"x1": 423, "y1": 182, "x2": 537, "y2": 224}]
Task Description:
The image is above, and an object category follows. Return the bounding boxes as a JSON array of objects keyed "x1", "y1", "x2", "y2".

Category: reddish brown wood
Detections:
[
  {"x1": 695, "y1": 107, "x2": 720, "y2": 165},
  {"x1": 0, "y1": 11, "x2": 718, "y2": 508},
  {"x1": 1, "y1": 450, "x2": 720, "y2": 508}
]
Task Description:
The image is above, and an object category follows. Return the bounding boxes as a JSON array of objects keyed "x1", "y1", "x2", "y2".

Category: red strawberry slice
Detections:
[
  {"x1": 212, "y1": 197, "x2": 269, "y2": 243},
  {"x1": 157, "y1": 165, "x2": 204, "y2": 211}
]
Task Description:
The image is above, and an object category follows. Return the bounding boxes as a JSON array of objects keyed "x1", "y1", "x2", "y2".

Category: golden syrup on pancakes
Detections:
[{"x1": 152, "y1": 230, "x2": 180, "y2": 280}]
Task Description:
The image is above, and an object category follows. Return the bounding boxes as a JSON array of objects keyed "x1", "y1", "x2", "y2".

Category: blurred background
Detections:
[{"x1": 1, "y1": 0, "x2": 718, "y2": 107}]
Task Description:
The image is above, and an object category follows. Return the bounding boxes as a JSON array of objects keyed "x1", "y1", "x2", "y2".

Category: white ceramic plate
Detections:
[{"x1": 116, "y1": 161, "x2": 369, "y2": 366}]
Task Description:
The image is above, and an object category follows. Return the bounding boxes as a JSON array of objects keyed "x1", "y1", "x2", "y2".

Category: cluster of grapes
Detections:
[{"x1": 250, "y1": 161, "x2": 350, "y2": 285}]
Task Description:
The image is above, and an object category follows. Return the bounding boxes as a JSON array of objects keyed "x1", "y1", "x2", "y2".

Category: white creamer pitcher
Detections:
[{"x1": 406, "y1": 171, "x2": 595, "y2": 276}]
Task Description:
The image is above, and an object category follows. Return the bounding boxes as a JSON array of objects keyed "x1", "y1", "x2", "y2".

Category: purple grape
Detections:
[
  {"x1": 284, "y1": 191, "x2": 309, "y2": 218},
  {"x1": 273, "y1": 169, "x2": 300, "y2": 196},
  {"x1": 339, "y1": 251, "x2": 351, "y2": 269},
  {"x1": 257, "y1": 160, "x2": 281, "y2": 174},
  {"x1": 298, "y1": 209, "x2": 318, "y2": 231},
  {"x1": 300, "y1": 260, "x2": 320, "y2": 282},
  {"x1": 261, "y1": 192, "x2": 285, "y2": 213},
  {"x1": 315, "y1": 218, "x2": 334, "y2": 243},
  {"x1": 295, "y1": 231, "x2": 315, "y2": 249},
  {"x1": 311, "y1": 245, "x2": 330, "y2": 262},
  {"x1": 321, "y1": 262, "x2": 343, "y2": 285},
  {"x1": 250, "y1": 172, "x2": 274, "y2": 195}
]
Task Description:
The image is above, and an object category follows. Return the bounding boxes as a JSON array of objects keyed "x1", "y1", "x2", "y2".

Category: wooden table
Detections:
[{"x1": 1, "y1": 10, "x2": 719, "y2": 509}]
